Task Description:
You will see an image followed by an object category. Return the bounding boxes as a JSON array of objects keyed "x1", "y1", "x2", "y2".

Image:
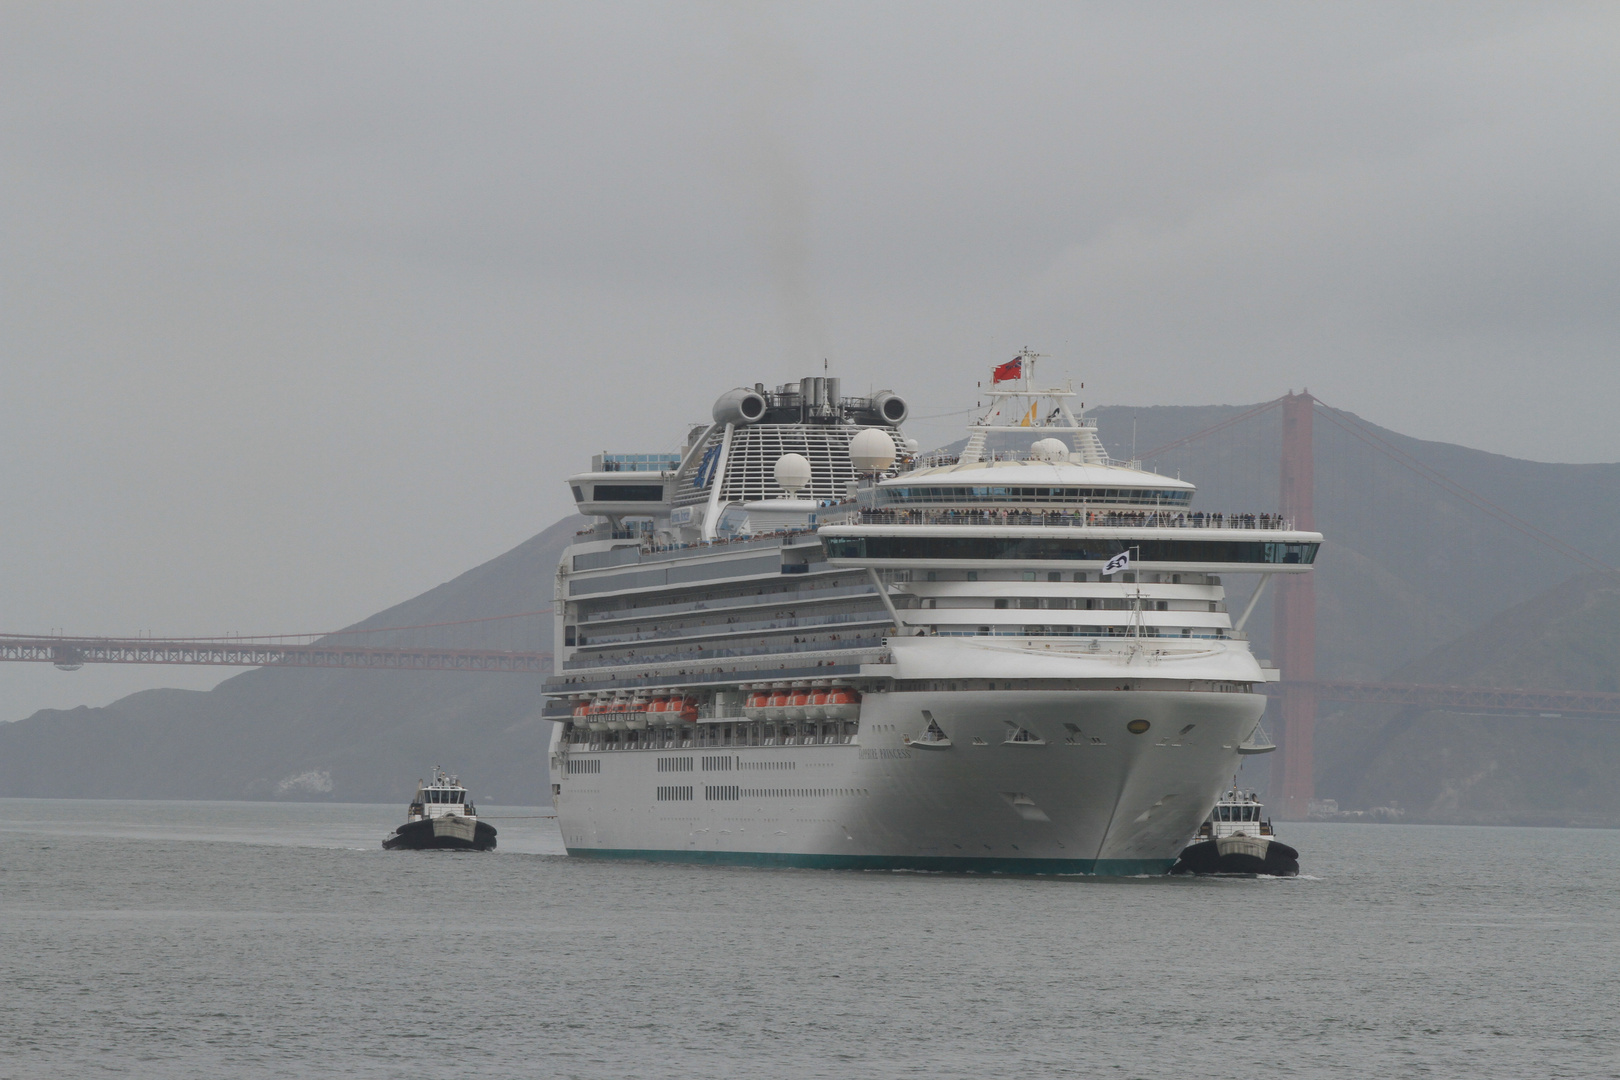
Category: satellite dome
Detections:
[
  {"x1": 1030, "y1": 437, "x2": 1070, "y2": 462},
  {"x1": 848, "y1": 428, "x2": 896, "y2": 472},
  {"x1": 773, "y1": 453, "x2": 812, "y2": 494}
]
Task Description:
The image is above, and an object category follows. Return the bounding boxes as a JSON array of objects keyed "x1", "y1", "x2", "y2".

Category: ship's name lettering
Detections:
[{"x1": 859, "y1": 749, "x2": 912, "y2": 760}]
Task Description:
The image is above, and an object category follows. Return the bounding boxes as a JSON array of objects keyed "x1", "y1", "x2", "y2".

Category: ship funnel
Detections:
[
  {"x1": 713, "y1": 388, "x2": 767, "y2": 426},
  {"x1": 872, "y1": 391, "x2": 908, "y2": 425}
]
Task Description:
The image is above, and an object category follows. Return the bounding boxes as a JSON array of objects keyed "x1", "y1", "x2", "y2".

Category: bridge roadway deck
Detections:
[
  {"x1": 4, "y1": 635, "x2": 1617, "y2": 717},
  {"x1": 0, "y1": 635, "x2": 552, "y2": 674}
]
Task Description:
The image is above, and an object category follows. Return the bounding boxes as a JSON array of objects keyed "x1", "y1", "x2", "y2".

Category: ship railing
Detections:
[
  {"x1": 580, "y1": 581, "x2": 884, "y2": 624},
  {"x1": 560, "y1": 634, "x2": 887, "y2": 671},
  {"x1": 929, "y1": 627, "x2": 1234, "y2": 642},
  {"x1": 579, "y1": 610, "x2": 891, "y2": 648},
  {"x1": 855, "y1": 509, "x2": 1296, "y2": 530}
]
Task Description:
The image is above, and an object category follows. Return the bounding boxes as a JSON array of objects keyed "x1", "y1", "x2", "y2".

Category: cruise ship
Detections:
[{"x1": 541, "y1": 354, "x2": 1321, "y2": 874}]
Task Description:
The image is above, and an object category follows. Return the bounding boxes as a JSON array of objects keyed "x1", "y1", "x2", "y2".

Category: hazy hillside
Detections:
[
  {"x1": 0, "y1": 515, "x2": 588, "y2": 805},
  {"x1": 1088, "y1": 403, "x2": 1620, "y2": 680},
  {"x1": 6, "y1": 396, "x2": 1620, "y2": 822},
  {"x1": 1314, "y1": 572, "x2": 1620, "y2": 827}
]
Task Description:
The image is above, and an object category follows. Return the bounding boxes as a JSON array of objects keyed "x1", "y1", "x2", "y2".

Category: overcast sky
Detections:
[{"x1": 4, "y1": 2, "x2": 1618, "y2": 720}]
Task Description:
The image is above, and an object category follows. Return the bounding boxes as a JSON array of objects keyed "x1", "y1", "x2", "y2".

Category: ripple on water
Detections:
[{"x1": 1, "y1": 804, "x2": 1617, "y2": 1079}]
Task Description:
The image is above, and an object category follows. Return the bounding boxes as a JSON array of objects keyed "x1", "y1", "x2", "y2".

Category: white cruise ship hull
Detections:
[
  {"x1": 547, "y1": 368, "x2": 1321, "y2": 874},
  {"x1": 553, "y1": 688, "x2": 1266, "y2": 874}
]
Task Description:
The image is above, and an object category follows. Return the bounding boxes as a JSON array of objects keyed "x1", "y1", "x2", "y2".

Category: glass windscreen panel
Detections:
[
  {"x1": 878, "y1": 485, "x2": 1193, "y2": 507},
  {"x1": 824, "y1": 536, "x2": 1319, "y2": 565}
]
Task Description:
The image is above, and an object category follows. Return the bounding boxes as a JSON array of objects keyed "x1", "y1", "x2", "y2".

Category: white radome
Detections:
[
  {"x1": 773, "y1": 453, "x2": 812, "y2": 494},
  {"x1": 848, "y1": 428, "x2": 896, "y2": 472},
  {"x1": 1030, "y1": 437, "x2": 1070, "y2": 462}
]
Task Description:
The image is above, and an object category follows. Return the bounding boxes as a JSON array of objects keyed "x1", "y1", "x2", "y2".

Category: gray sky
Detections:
[{"x1": 4, "y1": 2, "x2": 1618, "y2": 720}]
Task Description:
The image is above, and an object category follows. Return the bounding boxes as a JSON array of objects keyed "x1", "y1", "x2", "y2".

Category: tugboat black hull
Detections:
[
  {"x1": 383, "y1": 817, "x2": 497, "y2": 852},
  {"x1": 1171, "y1": 836, "x2": 1298, "y2": 877}
]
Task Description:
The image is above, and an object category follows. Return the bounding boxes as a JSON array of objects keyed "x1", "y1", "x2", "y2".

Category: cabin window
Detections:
[
  {"x1": 1047, "y1": 571, "x2": 1062, "y2": 582},
  {"x1": 994, "y1": 599, "x2": 1008, "y2": 609}
]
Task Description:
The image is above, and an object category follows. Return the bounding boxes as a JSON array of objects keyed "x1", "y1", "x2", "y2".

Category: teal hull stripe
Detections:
[{"x1": 566, "y1": 847, "x2": 1173, "y2": 876}]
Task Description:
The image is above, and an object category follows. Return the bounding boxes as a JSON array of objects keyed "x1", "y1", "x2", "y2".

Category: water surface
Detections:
[{"x1": 2, "y1": 799, "x2": 1616, "y2": 1078}]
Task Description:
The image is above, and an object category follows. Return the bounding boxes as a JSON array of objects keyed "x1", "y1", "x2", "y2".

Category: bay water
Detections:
[{"x1": 2, "y1": 799, "x2": 1616, "y2": 1078}]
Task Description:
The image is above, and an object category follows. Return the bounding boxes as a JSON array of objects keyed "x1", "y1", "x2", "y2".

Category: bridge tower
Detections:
[{"x1": 1273, "y1": 391, "x2": 1316, "y2": 819}]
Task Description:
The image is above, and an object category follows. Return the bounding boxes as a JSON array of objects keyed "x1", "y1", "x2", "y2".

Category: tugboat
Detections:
[
  {"x1": 382, "y1": 768, "x2": 498, "y2": 851},
  {"x1": 1171, "y1": 787, "x2": 1298, "y2": 876}
]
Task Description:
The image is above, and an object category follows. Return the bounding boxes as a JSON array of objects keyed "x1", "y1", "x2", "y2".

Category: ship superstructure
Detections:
[{"x1": 543, "y1": 354, "x2": 1322, "y2": 873}]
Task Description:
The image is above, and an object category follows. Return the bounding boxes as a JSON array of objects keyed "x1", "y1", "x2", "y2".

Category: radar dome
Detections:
[
  {"x1": 1030, "y1": 438, "x2": 1070, "y2": 462},
  {"x1": 849, "y1": 428, "x2": 896, "y2": 472},
  {"x1": 773, "y1": 453, "x2": 812, "y2": 494}
]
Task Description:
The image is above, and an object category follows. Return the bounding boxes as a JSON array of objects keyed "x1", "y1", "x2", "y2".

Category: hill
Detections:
[
  {"x1": 1313, "y1": 572, "x2": 1620, "y2": 827},
  {"x1": 1088, "y1": 402, "x2": 1620, "y2": 681},
  {"x1": 0, "y1": 515, "x2": 587, "y2": 805},
  {"x1": 5, "y1": 397, "x2": 1620, "y2": 822}
]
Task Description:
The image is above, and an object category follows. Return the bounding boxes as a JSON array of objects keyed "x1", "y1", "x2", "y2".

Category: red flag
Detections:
[{"x1": 992, "y1": 357, "x2": 1022, "y2": 383}]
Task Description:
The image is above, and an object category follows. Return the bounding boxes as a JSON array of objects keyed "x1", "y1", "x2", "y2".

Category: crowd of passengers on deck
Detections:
[{"x1": 857, "y1": 509, "x2": 1290, "y2": 529}]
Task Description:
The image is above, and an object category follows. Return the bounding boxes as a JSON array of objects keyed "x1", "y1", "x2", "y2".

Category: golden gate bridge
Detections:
[{"x1": 6, "y1": 391, "x2": 1616, "y2": 817}]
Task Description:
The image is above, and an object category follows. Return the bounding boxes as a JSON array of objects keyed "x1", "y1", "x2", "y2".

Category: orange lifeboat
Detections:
[
  {"x1": 825, "y1": 687, "x2": 861, "y2": 720},
  {"x1": 678, "y1": 696, "x2": 700, "y2": 722},
  {"x1": 765, "y1": 688, "x2": 790, "y2": 722},
  {"x1": 743, "y1": 690, "x2": 769, "y2": 721},
  {"x1": 785, "y1": 686, "x2": 810, "y2": 722},
  {"x1": 806, "y1": 687, "x2": 830, "y2": 721},
  {"x1": 625, "y1": 696, "x2": 649, "y2": 730},
  {"x1": 587, "y1": 697, "x2": 610, "y2": 732}
]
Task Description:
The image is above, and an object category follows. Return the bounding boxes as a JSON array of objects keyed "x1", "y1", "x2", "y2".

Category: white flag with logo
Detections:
[{"x1": 1103, "y1": 551, "x2": 1131, "y2": 576}]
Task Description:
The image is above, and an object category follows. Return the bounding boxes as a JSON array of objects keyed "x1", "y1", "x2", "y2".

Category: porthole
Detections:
[{"x1": 1127, "y1": 719, "x2": 1151, "y2": 735}]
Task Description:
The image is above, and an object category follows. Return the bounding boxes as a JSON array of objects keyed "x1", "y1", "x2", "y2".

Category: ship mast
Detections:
[{"x1": 960, "y1": 348, "x2": 1107, "y2": 465}]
